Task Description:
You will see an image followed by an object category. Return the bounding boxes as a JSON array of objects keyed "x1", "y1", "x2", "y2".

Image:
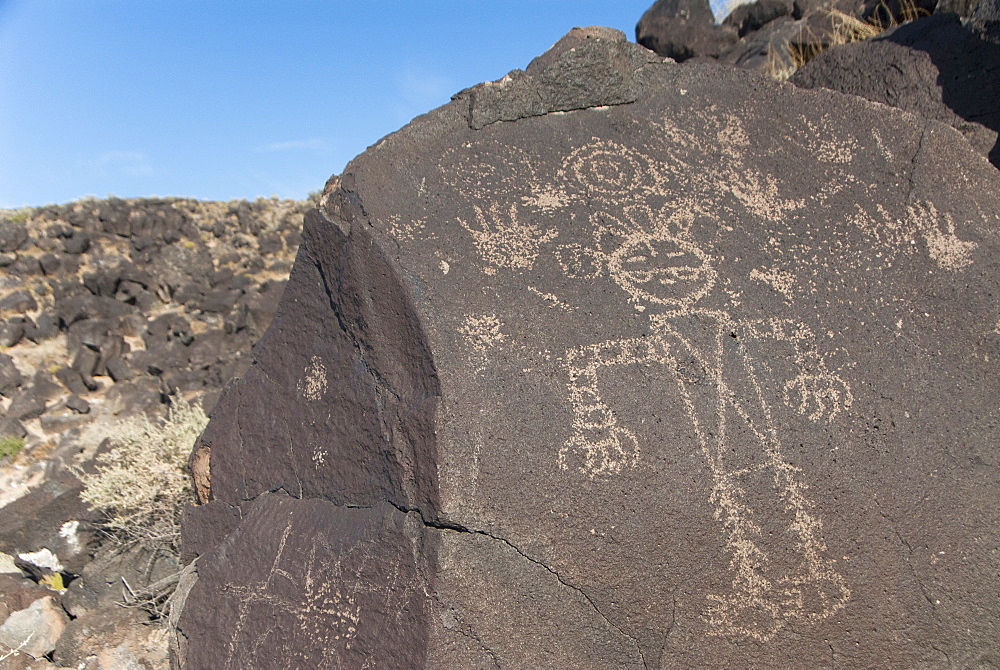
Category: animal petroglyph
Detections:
[{"x1": 437, "y1": 115, "x2": 977, "y2": 642}]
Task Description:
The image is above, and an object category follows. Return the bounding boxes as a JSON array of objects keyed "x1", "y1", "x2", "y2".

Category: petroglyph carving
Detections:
[
  {"x1": 457, "y1": 203, "x2": 557, "y2": 272},
  {"x1": 297, "y1": 355, "x2": 327, "y2": 401},
  {"x1": 437, "y1": 115, "x2": 980, "y2": 642},
  {"x1": 750, "y1": 267, "x2": 796, "y2": 300},
  {"x1": 458, "y1": 314, "x2": 506, "y2": 353},
  {"x1": 847, "y1": 201, "x2": 979, "y2": 271},
  {"x1": 908, "y1": 201, "x2": 978, "y2": 271},
  {"x1": 220, "y1": 521, "x2": 409, "y2": 669}
]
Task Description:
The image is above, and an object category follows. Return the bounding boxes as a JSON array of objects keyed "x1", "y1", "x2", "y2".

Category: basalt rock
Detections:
[
  {"x1": 637, "y1": 0, "x2": 738, "y2": 60},
  {"x1": 178, "y1": 28, "x2": 1000, "y2": 668},
  {"x1": 791, "y1": 11, "x2": 1000, "y2": 166}
]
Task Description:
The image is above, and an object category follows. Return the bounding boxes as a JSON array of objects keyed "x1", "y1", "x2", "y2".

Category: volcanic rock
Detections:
[
  {"x1": 0, "y1": 194, "x2": 306, "y2": 666},
  {"x1": 0, "y1": 354, "x2": 24, "y2": 397},
  {"x1": 637, "y1": 0, "x2": 738, "y2": 60},
  {"x1": 0, "y1": 595, "x2": 68, "y2": 659},
  {"x1": 723, "y1": 0, "x2": 795, "y2": 36},
  {"x1": 177, "y1": 27, "x2": 1000, "y2": 668},
  {"x1": 791, "y1": 11, "x2": 1000, "y2": 166},
  {"x1": 0, "y1": 224, "x2": 28, "y2": 254},
  {"x1": 53, "y1": 603, "x2": 169, "y2": 669},
  {"x1": 971, "y1": 0, "x2": 1000, "y2": 39}
]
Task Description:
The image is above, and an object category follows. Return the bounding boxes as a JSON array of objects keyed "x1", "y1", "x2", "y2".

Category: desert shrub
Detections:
[
  {"x1": 77, "y1": 398, "x2": 208, "y2": 552},
  {"x1": 0, "y1": 435, "x2": 24, "y2": 458},
  {"x1": 768, "y1": 0, "x2": 930, "y2": 80}
]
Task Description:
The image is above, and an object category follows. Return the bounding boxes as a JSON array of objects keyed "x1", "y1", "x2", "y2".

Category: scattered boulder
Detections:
[
  {"x1": 0, "y1": 467, "x2": 95, "y2": 574},
  {"x1": 178, "y1": 28, "x2": 1000, "y2": 668},
  {"x1": 0, "y1": 595, "x2": 68, "y2": 660},
  {"x1": 636, "y1": 0, "x2": 738, "y2": 60},
  {"x1": 0, "y1": 196, "x2": 306, "y2": 667},
  {"x1": 0, "y1": 354, "x2": 25, "y2": 397},
  {"x1": 0, "y1": 574, "x2": 56, "y2": 623},
  {"x1": 53, "y1": 604, "x2": 167, "y2": 669},
  {"x1": 0, "y1": 223, "x2": 28, "y2": 253},
  {"x1": 970, "y1": 0, "x2": 1000, "y2": 40},
  {"x1": 723, "y1": 0, "x2": 795, "y2": 36}
]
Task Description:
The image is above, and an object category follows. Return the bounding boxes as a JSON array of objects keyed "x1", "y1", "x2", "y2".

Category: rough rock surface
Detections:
[
  {"x1": 179, "y1": 28, "x2": 1000, "y2": 668},
  {"x1": 791, "y1": 11, "x2": 1000, "y2": 166},
  {"x1": 636, "y1": 0, "x2": 738, "y2": 60},
  {"x1": 0, "y1": 595, "x2": 68, "y2": 659}
]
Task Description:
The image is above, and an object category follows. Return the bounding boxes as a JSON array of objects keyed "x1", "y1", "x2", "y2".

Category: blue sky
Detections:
[{"x1": 0, "y1": 1, "x2": 731, "y2": 208}]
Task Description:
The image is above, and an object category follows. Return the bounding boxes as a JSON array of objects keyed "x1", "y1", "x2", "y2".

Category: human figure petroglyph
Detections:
[
  {"x1": 437, "y1": 121, "x2": 973, "y2": 641},
  {"x1": 550, "y1": 202, "x2": 851, "y2": 641},
  {"x1": 440, "y1": 132, "x2": 855, "y2": 641}
]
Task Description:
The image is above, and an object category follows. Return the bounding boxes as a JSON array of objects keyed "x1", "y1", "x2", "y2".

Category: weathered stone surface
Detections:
[
  {"x1": 0, "y1": 354, "x2": 24, "y2": 397},
  {"x1": 0, "y1": 595, "x2": 68, "y2": 659},
  {"x1": 184, "y1": 29, "x2": 999, "y2": 667},
  {"x1": 971, "y1": 0, "x2": 1000, "y2": 41},
  {"x1": 469, "y1": 27, "x2": 664, "y2": 130},
  {"x1": 179, "y1": 494, "x2": 430, "y2": 669},
  {"x1": 0, "y1": 290, "x2": 38, "y2": 314},
  {"x1": 0, "y1": 223, "x2": 28, "y2": 253},
  {"x1": 0, "y1": 574, "x2": 56, "y2": 623},
  {"x1": 791, "y1": 12, "x2": 1000, "y2": 165},
  {"x1": 53, "y1": 604, "x2": 169, "y2": 669},
  {"x1": 722, "y1": 0, "x2": 795, "y2": 36},
  {"x1": 637, "y1": 0, "x2": 739, "y2": 61},
  {"x1": 0, "y1": 468, "x2": 95, "y2": 574},
  {"x1": 61, "y1": 544, "x2": 178, "y2": 619}
]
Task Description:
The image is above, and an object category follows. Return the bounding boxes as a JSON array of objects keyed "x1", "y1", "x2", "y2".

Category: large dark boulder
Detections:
[
  {"x1": 723, "y1": 0, "x2": 795, "y2": 36},
  {"x1": 791, "y1": 12, "x2": 1000, "y2": 166},
  {"x1": 637, "y1": 0, "x2": 738, "y2": 60},
  {"x1": 178, "y1": 28, "x2": 1000, "y2": 668}
]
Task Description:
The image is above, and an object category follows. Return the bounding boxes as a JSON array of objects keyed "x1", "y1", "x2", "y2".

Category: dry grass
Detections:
[
  {"x1": 76, "y1": 397, "x2": 207, "y2": 553},
  {"x1": 768, "y1": 0, "x2": 931, "y2": 80}
]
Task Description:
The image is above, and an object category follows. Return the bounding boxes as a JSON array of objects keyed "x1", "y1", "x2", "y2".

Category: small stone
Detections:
[
  {"x1": 62, "y1": 233, "x2": 90, "y2": 255},
  {"x1": 0, "y1": 318, "x2": 25, "y2": 347},
  {"x1": 0, "y1": 552, "x2": 18, "y2": 574},
  {"x1": 54, "y1": 367, "x2": 88, "y2": 395},
  {"x1": 0, "y1": 223, "x2": 28, "y2": 253},
  {"x1": 0, "y1": 354, "x2": 23, "y2": 397},
  {"x1": 0, "y1": 596, "x2": 68, "y2": 659},
  {"x1": 38, "y1": 253, "x2": 61, "y2": 276},
  {"x1": 0, "y1": 290, "x2": 38, "y2": 314},
  {"x1": 65, "y1": 395, "x2": 90, "y2": 414},
  {"x1": 5, "y1": 390, "x2": 46, "y2": 422}
]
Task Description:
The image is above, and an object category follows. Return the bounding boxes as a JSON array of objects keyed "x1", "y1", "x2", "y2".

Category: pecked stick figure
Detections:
[
  {"x1": 557, "y1": 217, "x2": 851, "y2": 641},
  {"x1": 444, "y1": 137, "x2": 853, "y2": 641}
]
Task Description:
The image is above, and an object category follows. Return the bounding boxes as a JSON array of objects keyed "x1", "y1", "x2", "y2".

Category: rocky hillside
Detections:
[{"x1": 0, "y1": 197, "x2": 305, "y2": 668}]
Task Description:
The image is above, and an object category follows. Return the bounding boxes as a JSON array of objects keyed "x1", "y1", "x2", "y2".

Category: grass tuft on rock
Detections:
[{"x1": 0, "y1": 435, "x2": 24, "y2": 459}]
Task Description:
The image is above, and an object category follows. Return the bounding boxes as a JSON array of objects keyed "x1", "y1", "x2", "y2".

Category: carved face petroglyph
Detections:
[{"x1": 606, "y1": 230, "x2": 716, "y2": 307}]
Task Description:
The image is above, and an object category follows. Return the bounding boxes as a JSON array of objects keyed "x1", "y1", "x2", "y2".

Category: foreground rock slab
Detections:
[{"x1": 179, "y1": 27, "x2": 1000, "y2": 668}]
